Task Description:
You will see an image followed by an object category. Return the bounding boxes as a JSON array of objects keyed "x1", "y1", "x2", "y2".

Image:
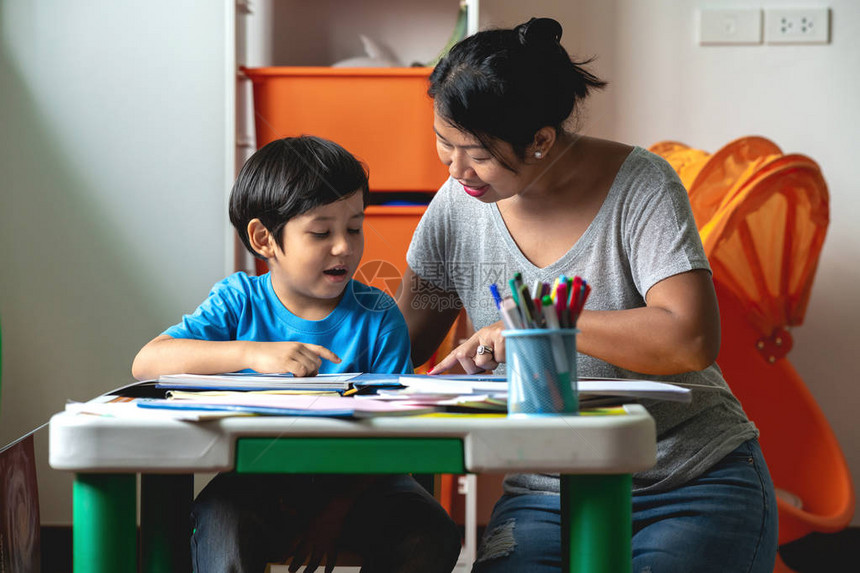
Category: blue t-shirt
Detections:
[{"x1": 163, "y1": 273, "x2": 413, "y2": 375}]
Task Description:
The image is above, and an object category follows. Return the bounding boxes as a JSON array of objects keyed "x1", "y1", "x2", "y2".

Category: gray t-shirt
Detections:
[{"x1": 406, "y1": 146, "x2": 757, "y2": 494}]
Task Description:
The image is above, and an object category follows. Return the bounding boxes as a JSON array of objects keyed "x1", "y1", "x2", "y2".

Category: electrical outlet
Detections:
[
  {"x1": 764, "y1": 7, "x2": 830, "y2": 44},
  {"x1": 699, "y1": 8, "x2": 762, "y2": 45}
]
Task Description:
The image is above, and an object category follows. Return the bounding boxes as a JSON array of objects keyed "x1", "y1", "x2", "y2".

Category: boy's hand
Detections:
[{"x1": 249, "y1": 342, "x2": 341, "y2": 376}]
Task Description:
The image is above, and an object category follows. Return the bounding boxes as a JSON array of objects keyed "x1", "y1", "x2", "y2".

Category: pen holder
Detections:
[{"x1": 503, "y1": 328, "x2": 579, "y2": 416}]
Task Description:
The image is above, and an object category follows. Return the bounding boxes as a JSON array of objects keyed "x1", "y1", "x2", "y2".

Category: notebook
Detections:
[{"x1": 155, "y1": 372, "x2": 361, "y2": 391}]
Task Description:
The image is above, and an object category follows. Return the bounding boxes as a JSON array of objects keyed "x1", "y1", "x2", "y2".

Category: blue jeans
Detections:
[
  {"x1": 191, "y1": 473, "x2": 461, "y2": 573},
  {"x1": 473, "y1": 439, "x2": 777, "y2": 573}
]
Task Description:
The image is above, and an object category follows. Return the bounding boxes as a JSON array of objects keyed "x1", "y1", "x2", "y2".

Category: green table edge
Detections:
[{"x1": 236, "y1": 436, "x2": 466, "y2": 474}]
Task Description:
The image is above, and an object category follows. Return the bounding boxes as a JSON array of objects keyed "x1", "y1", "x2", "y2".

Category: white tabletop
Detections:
[{"x1": 49, "y1": 404, "x2": 656, "y2": 475}]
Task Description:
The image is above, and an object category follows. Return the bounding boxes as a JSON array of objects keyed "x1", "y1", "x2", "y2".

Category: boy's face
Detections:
[{"x1": 268, "y1": 191, "x2": 365, "y2": 317}]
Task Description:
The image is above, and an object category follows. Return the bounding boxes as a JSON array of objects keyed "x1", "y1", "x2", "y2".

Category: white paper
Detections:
[{"x1": 396, "y1": 375, "x2": 691, "y2": 404}]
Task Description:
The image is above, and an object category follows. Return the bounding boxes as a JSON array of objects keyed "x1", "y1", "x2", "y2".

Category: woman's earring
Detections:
[{"x1": 534, "y1": 151, "x2": 543, "y2": 159}]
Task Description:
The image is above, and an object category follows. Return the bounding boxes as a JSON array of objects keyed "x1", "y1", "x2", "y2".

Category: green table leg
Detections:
[
  {"x1": 74, "y1": 473, "x2": 137, "y2": 573},
  {"x1": 141, "y1": 474, "x2": 193, "y2": 573},
  {"x1": 561, "y1": 474, "x2": 632, "y2": 573}
]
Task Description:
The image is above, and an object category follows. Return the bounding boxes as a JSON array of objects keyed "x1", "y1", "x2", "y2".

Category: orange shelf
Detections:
[{"x1": 243, "y1": 67, "x2": 449, "y2": 192}]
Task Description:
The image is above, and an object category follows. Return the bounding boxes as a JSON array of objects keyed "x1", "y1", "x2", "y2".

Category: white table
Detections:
[{"x1": 50, "y1": 403, "x2": 656, "y2": 572}]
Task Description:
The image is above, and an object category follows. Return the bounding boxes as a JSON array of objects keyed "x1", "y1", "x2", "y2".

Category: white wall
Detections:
[{"x1": 0, "y1": 1, "x2": 232, "y2": 523}]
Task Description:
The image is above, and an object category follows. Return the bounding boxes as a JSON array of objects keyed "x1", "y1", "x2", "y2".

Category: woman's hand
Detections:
[{"x1": 429, "y1": 321, "x2": 506, "y2": 374}]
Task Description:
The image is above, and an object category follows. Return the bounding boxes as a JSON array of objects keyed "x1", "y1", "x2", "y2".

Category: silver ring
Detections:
[{"x1": 476, "y1": 345, "x2": 494, "y2": 356}]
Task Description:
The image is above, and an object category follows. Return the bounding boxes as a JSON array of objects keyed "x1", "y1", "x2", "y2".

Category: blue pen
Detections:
[{"x1": 489, "y1": 283, "x2": 503, "y2": 309}]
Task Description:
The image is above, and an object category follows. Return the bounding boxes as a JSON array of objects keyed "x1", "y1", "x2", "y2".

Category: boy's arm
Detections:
[{"x1": 131, "y1": 335, "x2": 340, "y2": 380}]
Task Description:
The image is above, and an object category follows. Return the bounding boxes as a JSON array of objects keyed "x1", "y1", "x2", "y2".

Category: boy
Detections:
[{"x1": 133, "y1": 136, "x2": 461, "y2": 573}]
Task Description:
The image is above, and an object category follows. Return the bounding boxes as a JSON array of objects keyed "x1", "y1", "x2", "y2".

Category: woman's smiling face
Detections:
[{"x1": 433, "y1": 112, "x2": 533, "y2": 203}]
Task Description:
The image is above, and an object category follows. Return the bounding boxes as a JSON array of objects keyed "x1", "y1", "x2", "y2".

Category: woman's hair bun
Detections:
[
  {"x1": 516, "y1": 17, "x2": 563, "y2": 48},
  {"x1": 428, "y1": 15, "x2": 606, "y2": 162}
]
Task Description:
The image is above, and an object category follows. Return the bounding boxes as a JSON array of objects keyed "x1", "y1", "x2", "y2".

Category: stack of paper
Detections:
[
  {"x1": 387, "y1": 375, "x2": 692, "y2": 407},
  {"x1": 577, "y1": 379, "x2": 692, "y2": 404},
  {"x1": 156, "y1": 372, "x2": 360, "y2": 391},
  {"x1": 139, "y1": 393, "x2": 435, "y2": 418},
  {"x1": 69, "y1": 374, "x2": 693, "y2": 423}
]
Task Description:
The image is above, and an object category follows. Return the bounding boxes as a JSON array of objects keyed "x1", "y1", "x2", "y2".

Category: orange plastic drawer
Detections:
[
  {"x1": 355, "y1": 205, "x2": 426, "y2": 296},
  {"x1": 242, "y1": 67, "x2": 449, "y2": 193}
]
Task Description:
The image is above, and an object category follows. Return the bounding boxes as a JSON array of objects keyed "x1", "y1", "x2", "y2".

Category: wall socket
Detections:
[
  {"x1": 764, "y1": 7, "x2": 830, "y2": 44},
  {"x1": 699, "y1": 8, "x2": 762, "y2": 45}
]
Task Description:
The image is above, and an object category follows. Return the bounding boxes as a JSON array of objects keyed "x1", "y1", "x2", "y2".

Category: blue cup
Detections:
[{"x1": 503, "y1": 328, "x2": 578, "y2": 416}]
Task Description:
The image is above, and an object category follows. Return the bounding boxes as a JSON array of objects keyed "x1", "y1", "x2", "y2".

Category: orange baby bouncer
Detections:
[{"x1": 650, "y1": 137, "x2": 854, "y2": 572}]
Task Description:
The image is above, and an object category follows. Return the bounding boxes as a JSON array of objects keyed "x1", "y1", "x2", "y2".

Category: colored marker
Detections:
[
  {"x1": 571, "y1": 282, "x2": 591, "y2": 327},
  {"x1": 509, "y1": 278, "x2": 521, "y2": 307},
  {"x1": 532, "y1": 280, "x2": 543, "y2": 301},
  {"x1": 554, "y1": 281, "x2": 569, "y2": 327},
  {"x1": 518, "y1": 283, "x2": 537, "y2": 328},
  {"x1": 533, "y1": 295, "x2": 544, "y2": 327},
  {"x1": 513, "y1": 272, "x2": 524, "y2": 294},
  {"x1": 569, "y1": 276, "x2": 582, "y2": 308},
  {"x1": 541, "y1": 295, "x2": 577, "y2": 411},
  {"x1": 499, "y1": 296, "x2": 524, "y2": 330}
]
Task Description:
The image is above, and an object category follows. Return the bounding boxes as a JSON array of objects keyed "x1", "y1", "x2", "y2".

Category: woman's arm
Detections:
[
  {"x1": 396, "y1": 266, "x2": 463, "y2": 366},
  {"x1": 131, "y1": 335, "x2": 340, "y2": 380},
  {"x1": 576, "y1": 269, "x2": 720, "y2": 375},
  {"x1": 430, "y1": 269, "x2": 719, "y2": 376}
]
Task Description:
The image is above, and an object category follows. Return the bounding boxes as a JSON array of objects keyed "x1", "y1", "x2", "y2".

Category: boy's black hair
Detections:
[
  {"x1": 428, "y1": 17, "x2": 607, "y2": 171},
  {"x1": 229, "y1": 135, "x2": 370, "y2": 259}
]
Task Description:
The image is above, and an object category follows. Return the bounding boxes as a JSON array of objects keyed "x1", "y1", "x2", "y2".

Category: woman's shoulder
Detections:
[
  {"x1": 579, "y1": 136, "x2": 674, "y2": 178},
  {"x1": 616, "y1": 144, "x2": 682, "y2": 187},
  {"x1": 579, "y1": 140, "x2": 684, "y2": 211}
]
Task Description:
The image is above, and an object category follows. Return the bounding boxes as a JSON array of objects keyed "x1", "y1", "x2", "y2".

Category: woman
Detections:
[{"x1": 398, "y1": 17, "x2": 777, "y2": 573}]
